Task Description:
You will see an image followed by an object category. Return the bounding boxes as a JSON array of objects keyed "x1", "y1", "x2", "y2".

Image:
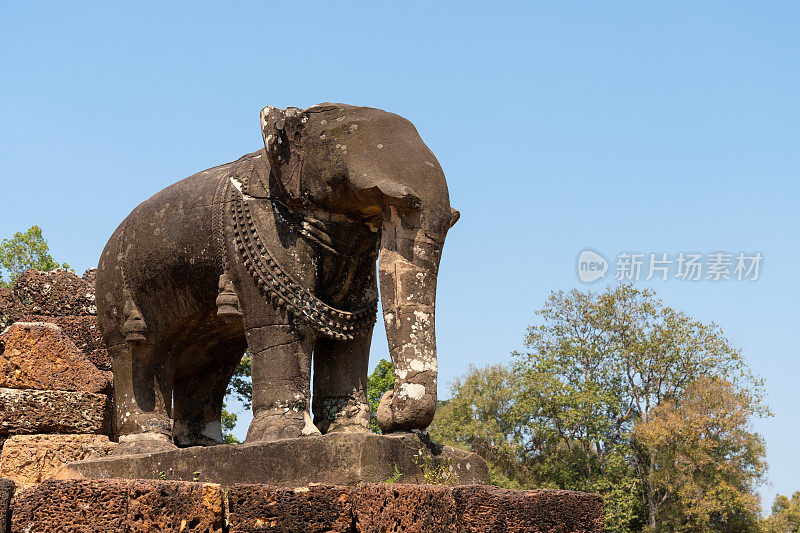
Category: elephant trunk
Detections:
[{"x1": 376, "y1": 209, "x2": 443, "y2": 433}]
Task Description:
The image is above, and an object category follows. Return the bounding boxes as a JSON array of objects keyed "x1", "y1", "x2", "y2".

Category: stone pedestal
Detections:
[{"x1": 55, "y1": 432, "x2": 489, "y2": 487}]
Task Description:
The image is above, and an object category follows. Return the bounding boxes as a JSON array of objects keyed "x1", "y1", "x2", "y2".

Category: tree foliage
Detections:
[
  {"x1": 430, "y1": 284, "x2": 768, "y2": 532},
  {"x1": 0, "y1": 226, "x2": 70, "y2": 287},
  {"x1": 221, "y1": 352, "x2": 252, "y2": 443},
  {"x1": 635, "y1": 376, "x2": 766, "y2": 531},
  {"x1": 221, "y1": 403, "x2": 239, "y2": 443},
  {"x1": 761, "y1": 491, "x2": 800, "y2": 532},
  {"x1": 227, "y1": 352, "x2": 252, "y2": 410}
]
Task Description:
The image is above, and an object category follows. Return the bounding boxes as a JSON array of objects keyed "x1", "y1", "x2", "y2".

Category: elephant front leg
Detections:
[
  {"x1": 312, "y1": 331, "x2": 372, "y2": 434},
  {"x1": 245, "y1": 324, "x2": 321, "y2": 442}
]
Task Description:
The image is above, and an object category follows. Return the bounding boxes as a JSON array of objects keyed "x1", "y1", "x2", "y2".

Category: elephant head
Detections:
[{"x1": 259, "y1": 103, "x2": 459, "y2": 432}]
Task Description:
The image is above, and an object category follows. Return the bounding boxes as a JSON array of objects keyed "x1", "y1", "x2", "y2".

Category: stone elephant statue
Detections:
[{"x1": 96, "y1": 103, "x2": 460, "y2": 453}]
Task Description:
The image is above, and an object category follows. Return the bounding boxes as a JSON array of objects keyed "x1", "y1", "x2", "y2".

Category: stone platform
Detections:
[{"x1": 55, "y1": 432, "x2": 489, "y2": 487}]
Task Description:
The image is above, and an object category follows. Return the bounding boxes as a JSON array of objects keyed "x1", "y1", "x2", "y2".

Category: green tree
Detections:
[
  {"x1": 761, "y1": 491, "x2": 800, "y2": 532},
  {"x1": 0, "y1": 226, "x2": 70, "y2": 287},
  {"x1": 635, "y1": 376, "x2": 766, "y2": 531},
  {"x1": 431, "y1": 285, "x2": 768, "y2": 532},
  {"x1": 367, "y1": 359, "x2": 395, "y2": 433},
  {"x1": 517, "y1": 284, "x2": 767, "y2": 531}
]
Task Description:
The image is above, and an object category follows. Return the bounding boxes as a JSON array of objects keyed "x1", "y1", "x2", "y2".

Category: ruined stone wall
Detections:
[{"x1": 0, "y1": 270, "x2": 117, "y2": 490}]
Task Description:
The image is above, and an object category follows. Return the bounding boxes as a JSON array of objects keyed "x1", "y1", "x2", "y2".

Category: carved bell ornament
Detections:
[{"x1": 216, "y1": 273, "x2": 243, "y2": 323}]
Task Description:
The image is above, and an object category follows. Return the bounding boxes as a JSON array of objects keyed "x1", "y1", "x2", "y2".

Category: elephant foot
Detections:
[
  {"x1": 245, "y1": 408, "x2": 321, "y2": 442},
  {"x1": 113, "y1": 432, "x2": 178, "y2": 456},
  {"x1": 376, "y1": 389, "x2": 436, "y2": 433},
  {"x1": 314, "y1": 397, "x2": 371, "y2": 435}
]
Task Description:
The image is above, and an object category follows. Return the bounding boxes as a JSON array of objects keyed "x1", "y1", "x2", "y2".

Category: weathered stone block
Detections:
[
  {"x1": 0, "y1": 478, "x2": 13, "y2": 533},
  {"x1": 0, "y1": 434, "x2": 117, "y2": 488},
  {"x1": 353, "y1": 483, "x2": 457, "y2": 531},
  {"x1": 10, "y1": 479, "x2": 224, "y2": 533},
  {"x1": 452, "y1": 485, "x2": 605, "y2": 532},
  {"x1": 19, "y1": 314, "x2": 110, "y2": 371},
  {"x1": 0, "y1": 322, "x2": 111, "y2": 393},
  {"x1": 227, "y1": 484, "x2": 353, "y2": 532},
  {"x1": 12, "y1": 269, "x2": 96, "y2": 317},
  {"x1": 0, "y1": 388, "x2": 110, "y2": 437},
  {"x1": 127, "y1": 480, "x2": 224, "y2": 532},
  {"x1": 11, "y1": 479, "x2": 128, "y2": 532}
]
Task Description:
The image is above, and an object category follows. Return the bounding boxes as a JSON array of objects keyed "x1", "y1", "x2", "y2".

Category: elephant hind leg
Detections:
[
  {"x1": 172, "y1": 336, "x2": 247, "y2": 447},
  {"x1": 110, "y1": 341, "x2": 177, "y2": 455},
  {"x1": 312, "y1": 331, "x2": 372, "y2": 435}
]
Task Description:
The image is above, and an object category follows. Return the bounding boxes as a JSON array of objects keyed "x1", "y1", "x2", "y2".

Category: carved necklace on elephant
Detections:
[{"x1": 221, "y1": 177, "x2": 377, "y2": 340}]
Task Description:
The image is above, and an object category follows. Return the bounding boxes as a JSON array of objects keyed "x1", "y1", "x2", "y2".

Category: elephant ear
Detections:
[{"x1": 260, "y1": 106, "x2": 306, "y2": 203}]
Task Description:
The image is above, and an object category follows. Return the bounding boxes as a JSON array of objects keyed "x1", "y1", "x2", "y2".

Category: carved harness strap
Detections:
[{"x1": 223, "y1": 176, "x2": 377, "y2": 340}]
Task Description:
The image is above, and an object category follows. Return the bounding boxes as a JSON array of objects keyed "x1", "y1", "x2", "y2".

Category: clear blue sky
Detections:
[{"x1": 1, "y1": 1, "x2": 797, "y2": 510}]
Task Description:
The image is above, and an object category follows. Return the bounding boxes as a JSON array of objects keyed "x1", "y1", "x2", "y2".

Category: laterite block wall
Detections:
[{"x1": 1, "y1": 478, "x2": 604, "y2": 532}]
